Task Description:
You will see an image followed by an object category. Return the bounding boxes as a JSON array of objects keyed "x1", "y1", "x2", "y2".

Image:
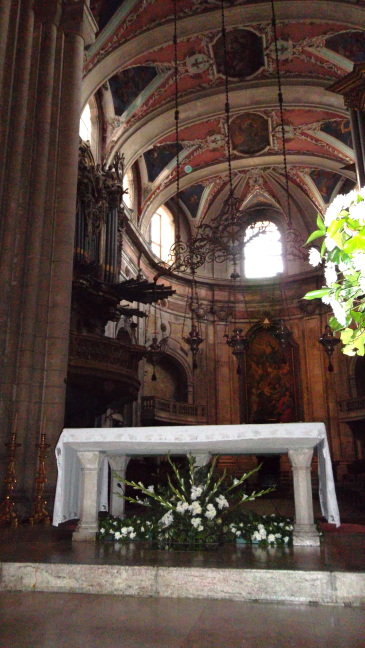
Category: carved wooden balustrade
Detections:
[{"x1": 141, "y1": 396, "x2": 207, "y2": 425}]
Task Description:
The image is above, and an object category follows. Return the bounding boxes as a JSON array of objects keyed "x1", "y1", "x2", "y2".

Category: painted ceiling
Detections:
[{"x1": 85, "y1": 0, "x2": 364, "y2": 236}]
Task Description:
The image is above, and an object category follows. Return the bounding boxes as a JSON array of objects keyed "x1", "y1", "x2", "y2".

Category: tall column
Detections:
[
  {"x1": 41, "y1": 3, "x2": 86, "y2": 491},
  {"x1": 17, "y1": 0, "x2": 61, "y2": 500},
  {"x1": 349, "y1": 109, "x2": 365, "y2": 187},
  {"x1": 288, "y1": 448, "x2": 320, "y2": 546},
  {"x1": 0, "y1": 0, "x2": 35, "y2": 481}
]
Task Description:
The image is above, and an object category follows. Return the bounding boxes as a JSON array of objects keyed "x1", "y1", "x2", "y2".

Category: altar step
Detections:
[{"x1": 1, "y1": 561, "x2": 364, "y2": 606}]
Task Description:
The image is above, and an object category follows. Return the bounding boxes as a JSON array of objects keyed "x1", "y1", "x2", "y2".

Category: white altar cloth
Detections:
[{"x1": 53, "y1": 422, "x2": 340, "y2": 528}]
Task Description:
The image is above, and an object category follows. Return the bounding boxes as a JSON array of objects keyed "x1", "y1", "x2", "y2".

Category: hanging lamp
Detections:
[{"x1": 319, "y1": 325, "x2": 340, "y2": 373}]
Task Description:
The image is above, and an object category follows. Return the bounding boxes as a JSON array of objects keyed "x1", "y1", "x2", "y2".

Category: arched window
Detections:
[
  {"x1": 79, "y1": 103, "x2": 92, "y2": 142},
  {"x1": 243, "y1": 220, "x2": 283, "y2": 278},
  {"x1": 123, "y1": 167, "x2": 134, "y2": 209},
  {"x1": 150, "y1": 206, "x2": 175, "y2": 262}
]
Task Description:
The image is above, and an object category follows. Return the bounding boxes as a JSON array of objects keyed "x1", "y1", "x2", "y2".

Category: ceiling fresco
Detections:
[{"x1": 85, "y1": 1, "x2": 364, "y2": 235}]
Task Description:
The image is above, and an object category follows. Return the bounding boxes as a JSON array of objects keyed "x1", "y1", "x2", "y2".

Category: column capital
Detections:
[
  {"x1": 288, "y1": 447, "x2": 313, "y2": 469},
  {"x1": 61, "y1": 1, "x2": 97, "y2": 45}
]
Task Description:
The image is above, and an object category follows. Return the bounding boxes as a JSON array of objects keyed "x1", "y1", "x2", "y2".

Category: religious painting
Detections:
[
  {"x1": 144, "y1": 143, "x2": 183, "y2": 183},
  {"x1": 212, "y1": 29, "x2": 265, "y2": 80},
  {"x1": 321, "y1": 119, "x2": 352, "y2": 149},
  {"x1": 230, "y1": 113, "x2": 270, "y2": 155},
  {"x1": 309, "y1": 170, "x2": 342, "y2": 205},
  {"x1": 179, "y1": 184, "x2": 205, "y2": 218},
  {"x1": 109, "y1": 65, "x2": 159, "y2": 115},
  {"x1": 326, "y1": 31, "x2": 365, "y2": 63},
  {"x1": 243, "y1": 328, "x2": 301, "y2": 424}
]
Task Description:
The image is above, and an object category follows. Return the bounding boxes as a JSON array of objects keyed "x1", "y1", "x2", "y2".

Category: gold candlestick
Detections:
[
  {"x1": 29, "y1": 433, "x2": 51, "y2": 525},
  {"x1": 0, "y1": 430, "x2": 21, "y2": 527}
]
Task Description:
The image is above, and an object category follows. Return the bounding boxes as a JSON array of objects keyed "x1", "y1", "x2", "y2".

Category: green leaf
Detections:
[
  {"x1": 316, "y1": 213, "x2": 326, "y2": 231},
  {"x1": 305, "y1": 230, "x2": 325, "y2": 245},
  {"x1": 303, "y1": 288, "x2": 330, "y2": 300},
  {"x1": 327, "y1": 218, "x2": 345, "y2": 237}
]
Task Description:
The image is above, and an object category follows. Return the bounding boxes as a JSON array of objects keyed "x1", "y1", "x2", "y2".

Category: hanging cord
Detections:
[
  {"x1": 271, "y1": 0, "x2": 292, "y2": 226},
  {"x1": 173, "y1": 0, "x2": 181, "y2": 245},
  {"x1": 221, "y1": 0, "x2": 234, "y2": 219}
]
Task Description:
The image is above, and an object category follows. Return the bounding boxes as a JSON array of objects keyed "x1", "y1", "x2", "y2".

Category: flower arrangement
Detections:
[
  {"x1": 304, "y1": 187, "x2": 365, "y2": 356},
  {"x1": 98, "y1": 455, "x2": 294, "y2": 550}
]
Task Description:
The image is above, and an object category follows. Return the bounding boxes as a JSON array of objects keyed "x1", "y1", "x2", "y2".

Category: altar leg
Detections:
[
  {"x1": 108, "y1": 455, "x2": 130, "y2": 518},
  {"x1": 73, "y1": 451, "x2": 103, "y2": 542},
  {"x1": 288, "y1": 448, "x2": 320, "y2": 546}
]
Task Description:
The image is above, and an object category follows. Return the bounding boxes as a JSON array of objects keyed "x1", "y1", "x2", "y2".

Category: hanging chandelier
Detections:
[
  {"x1": 319, "y1": 324, "x2": 340, "y2": 372},
  {"x1": 172, "y1": 0, "x2": 204, "y2": 369}
]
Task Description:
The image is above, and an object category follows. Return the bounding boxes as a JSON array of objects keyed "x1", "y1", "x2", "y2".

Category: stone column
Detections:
[
  {"x1": 349, "y1": 108, "x2": 365, "y2": 187},
  {"x1": 288, "y1": 448, "x2": 320, "y2": 546},
  {"x1": 17, "y1": 0, "x2": 61, "y2": 498},
  {"x1": 41, "y1": 1, "x2": 88, "y2": 485},
  {"x1": 73, "y1": 451, "x2": 104, "y2": 542},
  {"x1": 108, "y1": 455, "x2": 130, "y2": 518},
  {"x1": 0, "y1": 0, "x2": 35, "y2": 439}
]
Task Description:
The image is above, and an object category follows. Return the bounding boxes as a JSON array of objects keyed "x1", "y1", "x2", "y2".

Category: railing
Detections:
[
  {"x1": 69, "y1": 332, "x2": 145, "y2": 375},
  {"x1": 141, "y1": 396, "x2": 206, "y2": 424},
  {"x1": 338, "y1": 396, "x2": 365, "y2": 414}
]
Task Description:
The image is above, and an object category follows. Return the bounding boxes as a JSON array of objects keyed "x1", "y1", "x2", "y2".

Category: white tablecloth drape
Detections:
[{"x1": 52, "y1": 422, "x2": 340, "y2": 527}]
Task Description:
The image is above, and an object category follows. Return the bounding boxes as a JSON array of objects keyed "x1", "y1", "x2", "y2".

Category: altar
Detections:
[{"x1": 53, "y1": 422, "x2": 340, "y2": 546}]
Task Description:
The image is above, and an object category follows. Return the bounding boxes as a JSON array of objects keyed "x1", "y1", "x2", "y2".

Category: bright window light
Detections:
[
  {"x1": 79, "y1": 103, "x2": 91, "y2": 142},
  {"x1": 150, "y1": 206, "x2": 175, "y2": 262},
  {"x1": 244, "y1": 220, "x2": 283, "y2": 278},
  {"x1": 123, "y1": 167, "x2": 133, "y2": 209}
]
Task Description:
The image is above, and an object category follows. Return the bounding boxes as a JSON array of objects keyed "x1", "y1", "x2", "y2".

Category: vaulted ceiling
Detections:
[{"x1": 85, "y1": 0, "x2": 364, "y2": 241}]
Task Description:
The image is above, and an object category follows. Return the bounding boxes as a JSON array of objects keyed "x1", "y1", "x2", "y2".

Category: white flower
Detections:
[
  {"x1": 128, "y1": 526, "x2": 134, "y2": 533},
  {"x1": 349, "y1": 200, "x2": 365, "y2": 224},
  {"x1": 129, "y1": 531, "x2": 136, "y2": 539},
  {"x1": 268, "y1": 534, "x2": 276, "y2": 543},
  {"x1": 191, "y1": 516, "x2": 202, "y2": 528},
  {"x1": 284, "y1": 536, "x2": 289, "y2": 543},
  {"x1": 159, "y1": 510, "x2": 174, "y2": 528},
  {"x1": 330, "y1": 299, "x2": 347, "y2": 326},
  {"x1": 321, "y1": 293, "x2": 331, "y2": 305},
  {"x1": 233, "y1": 478, "x2": 240, "y2": 485},
  {"x1": 352, "y1": 252, "x2": 365, "y2": 274},
  {"x1": 324, "y1": 190, "x2": 357, "y2": 226},
  {"x1": 236, "y1": 531, "x2": 241, "y2": 536},
  {"x1": 259, "y1": 529, "x2": 267, "y2": 539},
  {"x1": 215, "y1": 495, "x2": 229, "y2": 509},
  {"x1": 325, "y1": 236, "x2": 337, "y2": 252},
  {"x1": 147, "y1": 485, "x2": 154, "y2": 493},
  {"x1": 189, "y1": 501, "x2": 202, "y2": 515},
  {"x1": 99, "y1": 528, "x2": 105, "y2": 534},
  {"x1": 308, "y1": 247, "x2": 321, "y2": 267},
  {"x1": 359, "y1": 278, "x2": 365, "y2": 294},
  {"x1": 121, "y1": 526, "x2": 128, "y2": 535},
  {"x1": 205, "y1": 503, "x2": 217, "y2": 520},
  {"x1": 324, "y1": 262, "x2": 337, "y2": 286},
  {"x1": 176, "y1": 501, "x2": 189, "y2": 514},
  {"x1": 191, "y1": 486, "x2": 203, "y2": 500},
  {"x1": 252, "y1": 531, "x2": 261, "y2": 541},
  {"x1": 198, "y1": 525, "x2": 204, "y2": 531},
  {"x1": 140, "y1": 526, "x2": 145, "y2": 532},
  {"x1": 114, "y1": 531, "x2": 122, "y2": 540}
]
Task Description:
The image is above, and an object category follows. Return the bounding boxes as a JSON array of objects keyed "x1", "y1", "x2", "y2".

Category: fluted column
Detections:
[
  {"x1": 42, "y1": 1, "x2": 90, "y2": 491},
  {"x1": 288, "y1": 448, "x2": 320, "y2": 546},
  {"x1": 108, "y1": 455, "x2": 130, "y2": 518},
  {"x1": 0, "y1": 0, "x2": 35, "y2": 460},
  {"x1": 73, "y1": 451, "x2": 104, "y2": 542},
  {"x1": 17, "y1": 0, "x2": 61, "y2": 499}
]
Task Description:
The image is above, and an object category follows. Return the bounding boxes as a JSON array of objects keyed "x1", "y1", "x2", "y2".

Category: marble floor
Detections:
[
  {"x1": 0, "y1": 590, "x2": 364, "y2": 648},
  {"x1": 0, "y1": 493, "x2": 364, "y2": 647}
]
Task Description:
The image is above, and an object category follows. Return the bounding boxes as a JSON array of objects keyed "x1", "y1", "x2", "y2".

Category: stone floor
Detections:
[
  {"x1": 1, "y1": 591, "x2": 365, "y2": 648},
  {"x1": 0, "y1": 492, "x2": 364, "y2": 646}
]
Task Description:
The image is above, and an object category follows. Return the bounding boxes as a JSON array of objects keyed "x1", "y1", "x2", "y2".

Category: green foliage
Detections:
[
  {"x1": 304, "y1": 188, "x2": 365, "y2": 356},
  {"x1": 97, "y1": 455, "x2": 292, "y2": 550}
]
